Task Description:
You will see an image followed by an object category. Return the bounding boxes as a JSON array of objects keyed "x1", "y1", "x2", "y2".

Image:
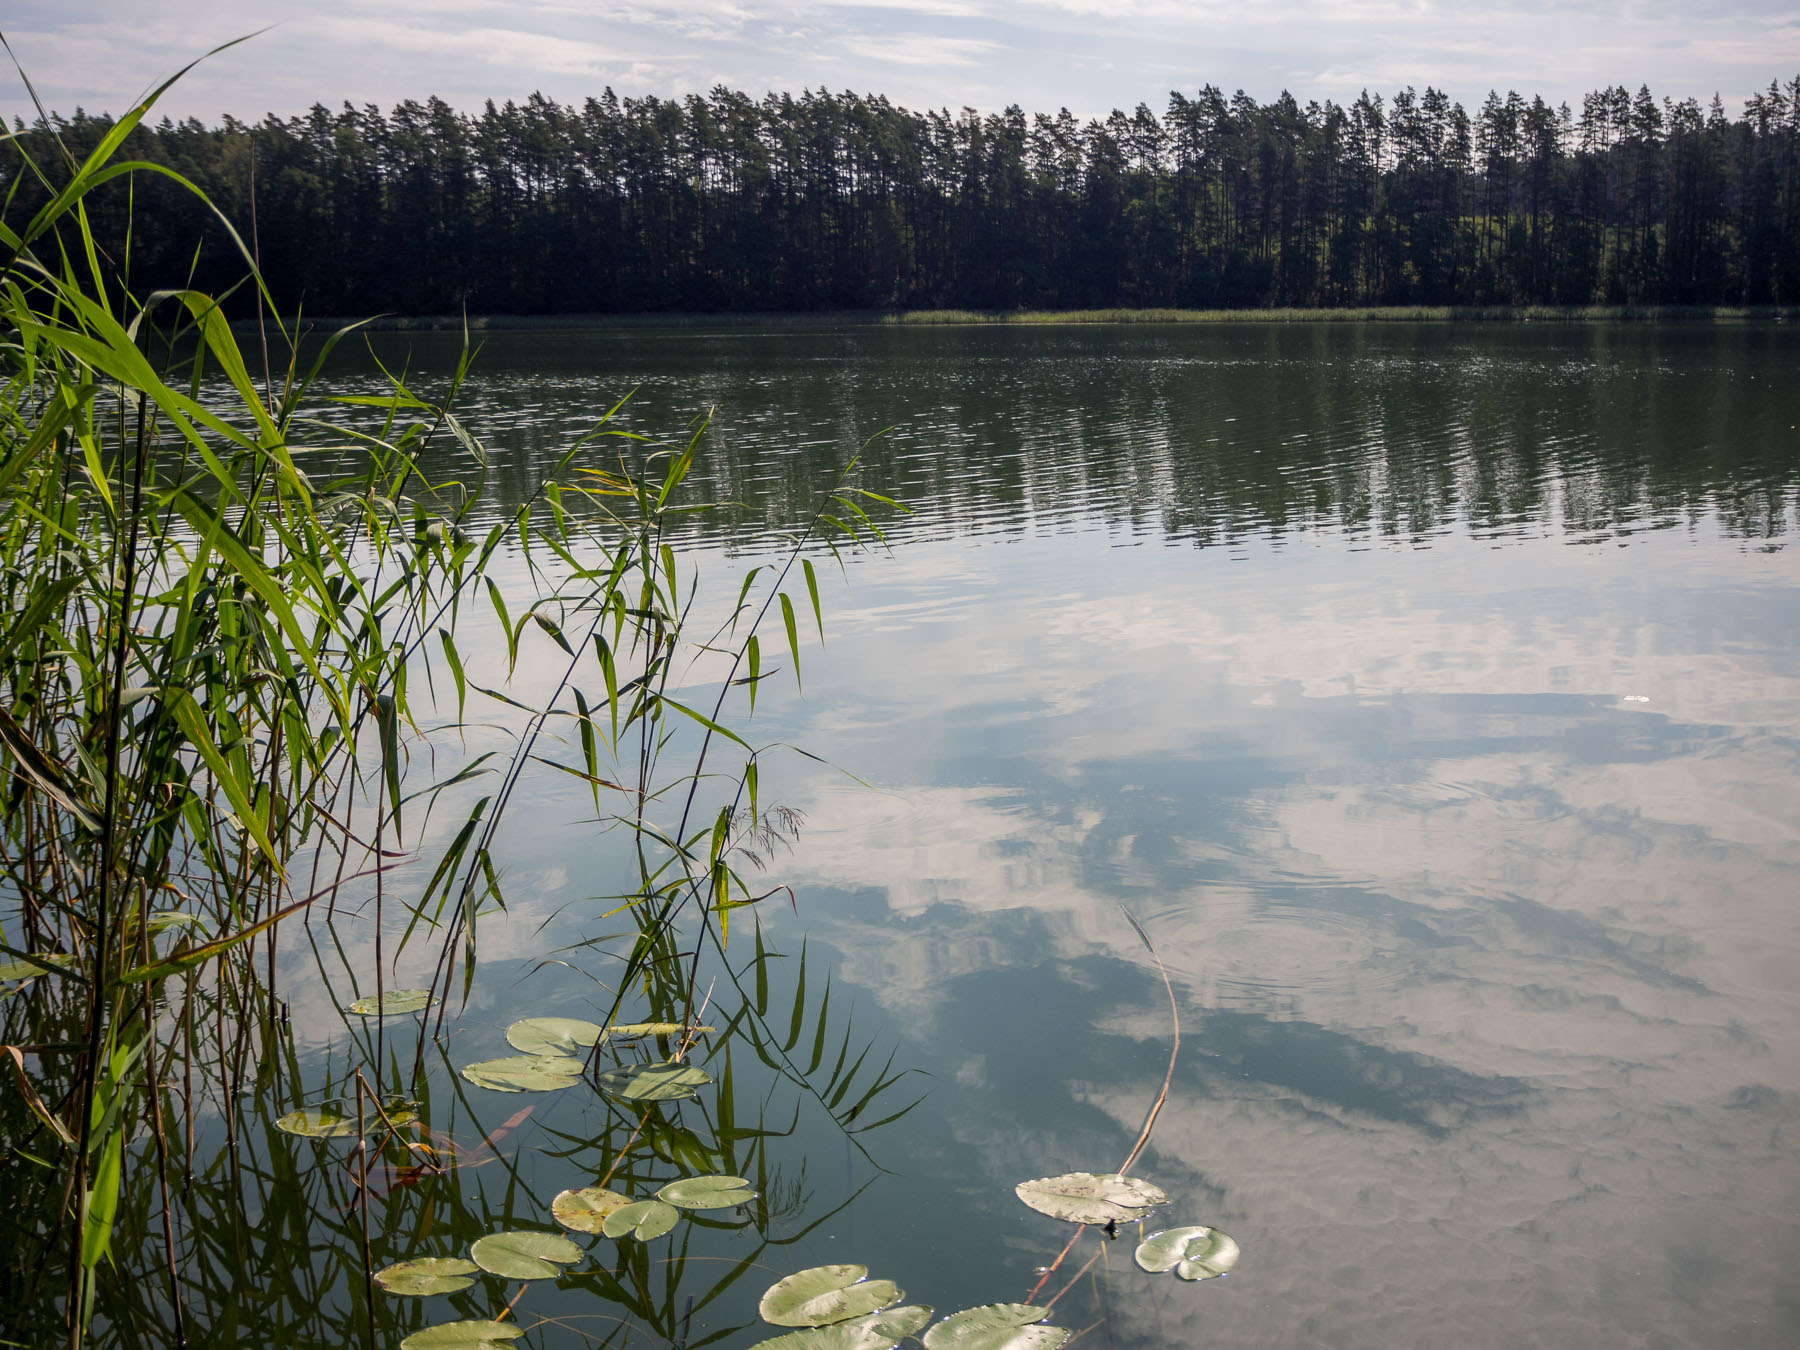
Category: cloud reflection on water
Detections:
[
  {"x1": 274, "y1": 324, "x2": 1799, "y2": 1345},
  {"x1": 761, "y1": 515, "x2": 1800, "y2": 1346}
]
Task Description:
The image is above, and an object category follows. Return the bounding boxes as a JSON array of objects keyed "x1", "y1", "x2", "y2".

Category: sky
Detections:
[{"x1": 4, "y1": 2, "x2": 1799, "y2": 129}]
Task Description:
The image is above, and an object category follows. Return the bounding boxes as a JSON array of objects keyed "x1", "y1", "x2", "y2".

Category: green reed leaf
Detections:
[{"x1": 780, "y1": 591, "x2": 802, "y2": 691}]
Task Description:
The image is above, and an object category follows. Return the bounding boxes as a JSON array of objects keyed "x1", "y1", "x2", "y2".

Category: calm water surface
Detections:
[{"x1": 256, "y1": 324, "x2": 1800, "y2": 1347}]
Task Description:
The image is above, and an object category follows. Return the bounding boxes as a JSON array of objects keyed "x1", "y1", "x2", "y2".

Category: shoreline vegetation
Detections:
[
  {"x1": 246, "y1": 304, "x2": 1800, "y2": 333},
  {"x1": 6, "y1": 50, "x2": 1221, "y2": 1350},
  {"x1": 16, "y1": 78, "x2": 1800, "y2": 318},
  {"x1": 2, "y1": 58, "x2": 908, "y2": 1350}
]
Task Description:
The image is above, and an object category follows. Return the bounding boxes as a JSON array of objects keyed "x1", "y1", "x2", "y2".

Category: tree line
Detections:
[{"x1": 9, "y1": 78, "x2": 1800, "y2": 314}]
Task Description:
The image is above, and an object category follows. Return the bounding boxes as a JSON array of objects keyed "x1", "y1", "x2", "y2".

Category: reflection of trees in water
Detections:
[{"x1": 305, "y1": 325, "x2": 1796, "y2": 555}]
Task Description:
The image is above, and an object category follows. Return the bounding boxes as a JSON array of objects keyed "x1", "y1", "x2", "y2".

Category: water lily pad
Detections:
[
  {"x1": 274, "y1": 1099, "x2": 417, "y2": 1137},
  {"x1": 600, "y1": 1198, "x2": 680, "y2": 1241},
  {"x1": 375, "y1": 1257, "x2": 479, "y2": 1296},
  {"x1": 1133, "y1": 1226, "x2": 1241, "y2": 1280},
  {"x1": 656, "y1": 1174, "x2": 757, "y2": 1210},
  {"x1": 753, "y1": 1306, "x2": 935, "y2": 1350},
  {"x1": 760, "y1": 1265, "x2": 904, "y2": 1327},
  {"x1": 605, "y1": 1021, "x2": 710, "y2": 1040},
  {"x1": 468, "y1": 1230, "x2": 582, "y2": 1280},
  {"x1": 274, "y1": 1105, "x2": 361, "y2": 1138},
  {"x1": 595, "y1": 1061, "x2": 711, "y2": 1102},
  {"x1": 1013, "y1": 1172, "x2": 1167, "y2": 1225},
  {"x1": 505, "y1": 1017, "x2": 604, "y2": 1055},
  {"x1": 551, "y1": 1186, "x2": 633, "y2": 1234},
  {"x1": 399, "y1": 1320, "x2": 524, "y2": 1350},
  {"x1": 460, "y1": 1053, "x2": 583, "y2": 1092},
  {"x1": 920, "y1": 1305, "x2": 1069, "y2": 1350},
  {"x1": 348, "y1": 988, "x2": 435, "y2": 1016},
  {"x1": 0, "y1": 953, "x2": 76, "y2": 980}
]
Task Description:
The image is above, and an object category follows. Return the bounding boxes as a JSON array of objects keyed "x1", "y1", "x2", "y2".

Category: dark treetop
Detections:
[{"x1": 10, "y1": 79, "x2": 1800, "y2": 314}]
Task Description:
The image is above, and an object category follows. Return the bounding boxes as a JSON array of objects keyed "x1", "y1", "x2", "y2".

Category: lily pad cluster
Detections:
[
  {"x1": 381, "y1": 1228, "x2": 580, "y2": 1349},
  {"x1": 1015, "y1": 1169, "x2": 1240, "y2": 1286},
  {"x1": 749, "y1": 1269, "x2": 1076, "y2": 1350},
  {"x1": 752, "y1": 1264, "x2": 931, "y2": 1349},
  {"x1": 379, "y1": 1229, "x2": 578, "y2": 1298},
  {"x1": 551, "y1": 1173, "x2": 757, "y2": 1241},
  {"x1": 456, "y1": 1016, "x2": 714, "y2": 1100},
  {"x1": 381, "y1": 1176, "x2": 754, "y2": 1348}
]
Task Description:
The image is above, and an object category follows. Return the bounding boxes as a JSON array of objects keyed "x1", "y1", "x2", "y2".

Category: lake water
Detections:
[{"x1": 136, "y1": 323, "x2": 1800, "y2": 1347}]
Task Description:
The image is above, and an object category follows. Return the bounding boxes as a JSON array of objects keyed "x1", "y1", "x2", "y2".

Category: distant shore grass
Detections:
[{"x1": 252, "y1": 303, "x2": 1798, "y2": 334}]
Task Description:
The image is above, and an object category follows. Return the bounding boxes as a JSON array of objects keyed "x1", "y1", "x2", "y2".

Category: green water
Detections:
[{"x1": 92, "y1": 324, "x2": 1800, "y2": 1345}]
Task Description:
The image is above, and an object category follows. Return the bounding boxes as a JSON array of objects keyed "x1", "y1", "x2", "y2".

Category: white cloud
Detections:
[
  {"x1": 5, "y1": 0, "x2": 1797, "y2": 124},
  {"x1": 839, "y1": 32, "x2": 1001, "y2": 65}
]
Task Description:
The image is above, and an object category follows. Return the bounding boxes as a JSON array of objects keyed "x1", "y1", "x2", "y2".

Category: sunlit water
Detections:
[{"x1": 214, "y1": 323, "x2": 1800, "y2": 1347}]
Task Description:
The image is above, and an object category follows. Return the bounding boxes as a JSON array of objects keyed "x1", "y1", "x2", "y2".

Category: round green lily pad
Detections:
[
  {"x1": 600, "y1": 1198, "x2": 680, "y2": 1241},
  {"x1": 656, "y1": 1174, "x2": 757, "y2": 1210},
  {"x1": 348, "y1": 988, "x2": 435, "y2": 1016},
  {"x1": 274, "y1": 1098, "x2": 417, "y2": 1137},
  {"x1": 274, "y1": 1105, "x2": 361, "y2": 1138},
  {"x1": 399, "y1": 1320, "x2": 524, "y2": 1349},
  {"x1": 605, "y1": 1021, "x2": 706, "y2": 1040},
  {"x1": 752, "y1": 1306, "x2": 935, "y2": 1350},
  {"x1": 468, "y1": 1230, "x2": 582, "y2": 1280},
  {"x1": 594, "y1": 1061, "x2": 711, "y2": 1101},
  {"x1": 760, "y1": 1265, "x2": 904, "y2": 1328},
  {"x1": 551, "y1": 1186, "x2": 633, "y2": 1234},
  {"x1": 1013, "y1": 1172, "x2": 1167, "y2": 1225},
  {"x1": 920, "y1": 1305, "x2": 1069, "y2": 1350},
  {"x1": 459, "y1": 1053, "x2": 583, "y2": 1092},
  {"x1": 505, "y1": 1017, "x2": 604, "y2": 1055},
  {"x1": 374, "y1": 1257, "x2": 479, "y2": 1296},
  {"x1": 1133, "y1": 1225, "x2": 1241, "y2": 1280}
]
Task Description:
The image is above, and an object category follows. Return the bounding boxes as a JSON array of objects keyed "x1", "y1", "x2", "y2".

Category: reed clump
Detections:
[{"x1": 0, "y1": 60, "x2": 900, "y2": 1349}]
